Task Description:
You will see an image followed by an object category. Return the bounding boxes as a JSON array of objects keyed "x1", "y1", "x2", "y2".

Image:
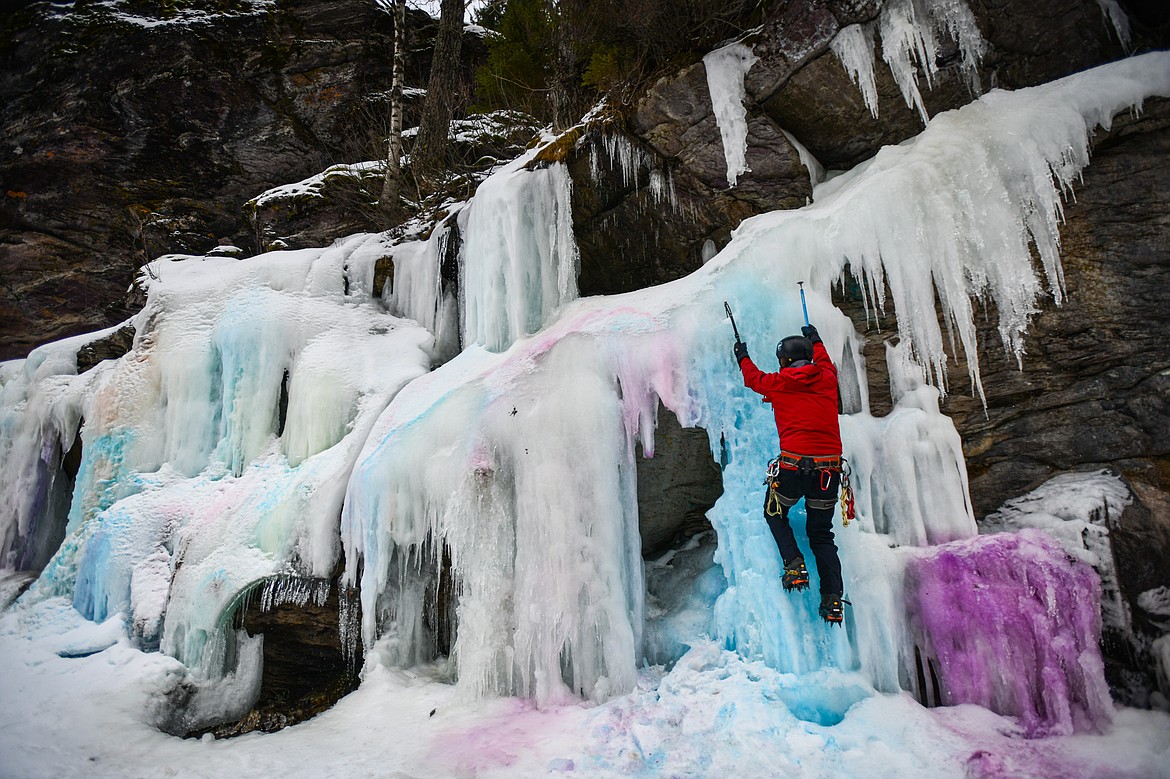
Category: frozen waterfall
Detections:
[{"x1": 1, "y1": 52, "x2": 1168, "y2": 741}]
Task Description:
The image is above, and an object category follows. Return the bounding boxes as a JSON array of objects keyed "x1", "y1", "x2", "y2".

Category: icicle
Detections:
[
  {"x1": 832, "y1": 23, "x2": 880, "y2": 118},
  {"x1": 703, "y1": 41, "x2": 758, "y2": 187},
  {"x1": 780, "y1": 129, "x2": 826, "y2": 188},
  {"x1": 879, "y1": 0, "x2": 937, "y2": 123},
  {"x1": 649, "y1": 169, "x2": 666, "y2": 203},
  {"x1": 590, "y1": 133, "x2": 680, "y2": 213},
  {"x1": 872, "y1": 0, "x2": 987, "y2": 125},
  {"x1": 339, "y1": 583, "x2": 362, "y2": 672},
  {"x1": 589, "y1": 141, "x2": 604, "y2": 186},
  {"x1": 599, "y1": 134, "x2": 642, "y2": 190},
  {"x1": 259, "y1": 575, "x2": 330, "y2": 612},
  {"x1": 1096, "y1": 0, "x2": 1132, "y2": 53}
]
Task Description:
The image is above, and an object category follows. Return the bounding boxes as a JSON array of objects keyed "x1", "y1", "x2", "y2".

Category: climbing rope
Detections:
[{"x1": 764, "y1": 457, "x2": 785, "y2": 517}]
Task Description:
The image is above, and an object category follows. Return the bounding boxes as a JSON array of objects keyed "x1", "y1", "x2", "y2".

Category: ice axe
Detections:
[
  {"x1": 724, "y1": 302, "x2": 742, "y2": 345},
  {"x1": 798, "y1": 281, "x2": 810, "y2": 327}
]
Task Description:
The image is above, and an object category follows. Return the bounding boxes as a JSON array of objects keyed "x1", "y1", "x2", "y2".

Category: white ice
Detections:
[
  {"x1": 832, "y1": 23, "x2": 881, "y2": 118},
  {"x1": 4, "y1": 235, "x2": 432, "y2": 687},
  {"x1": 342, "y1": 52, "x2": 1170, "y2": 711},
  {"x1": 703, "y1": 41, "x2": 758, "y2": 188},
  {"x1": 833, "y1": 0, "x2": 986, "y2": 123},
  {"x1": 459, "y1": 152, "x2": 580, "y2": 351}
]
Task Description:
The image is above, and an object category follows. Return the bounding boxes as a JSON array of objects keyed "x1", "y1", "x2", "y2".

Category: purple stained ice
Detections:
[{"x1": 904, "y1": 529, "x2": 1113, "y2": 737}]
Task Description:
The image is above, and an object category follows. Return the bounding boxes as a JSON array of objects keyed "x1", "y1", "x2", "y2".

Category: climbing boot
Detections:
[
  {"x1": 819, "y1": 593, "x2": 849, "y2": 626},
  {"x1": 782, "y1": 557, "x2": 809, "y2": 592}
]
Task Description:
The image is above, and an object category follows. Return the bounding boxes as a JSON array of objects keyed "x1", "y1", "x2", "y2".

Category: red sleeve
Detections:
[
  {"x1": 739, "y1": 356, "x2": 786, "y2": 394},
  {"x1": 812, "y1": 342, "x2": 838, "y2": 379},
  {"x1": 741, "y1": 343, "x2": 838, "y2": 395},
  {"x1": 739, "y1": 356, "x2": 766, "y2": 394}
]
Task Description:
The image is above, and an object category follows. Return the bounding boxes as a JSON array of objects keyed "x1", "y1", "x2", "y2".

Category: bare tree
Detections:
[
  {"x1": 412, "y1": 0, "x2": 466, "y2": 184},
  {"x1": 379, "y1": 0, "x2": 407, "y2": 220}
]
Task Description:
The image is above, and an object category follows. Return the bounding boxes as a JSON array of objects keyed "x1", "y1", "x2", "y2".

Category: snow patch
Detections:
[{"x1": 983, "y1": 469, "x2": 1133, "y2": 633}]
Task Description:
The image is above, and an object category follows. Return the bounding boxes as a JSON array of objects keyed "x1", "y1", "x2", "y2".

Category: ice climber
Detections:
[{"x1": 734, "y1": 324, "x2": 847, "y2": 625}]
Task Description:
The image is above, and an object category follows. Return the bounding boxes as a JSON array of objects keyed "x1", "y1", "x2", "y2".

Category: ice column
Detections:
[
  {"x1": 703, "y1": 42, "x2": 758, "y2": 188},
  {"x1": 386, "y1": 213, "x2": 462, "y2": 361},
  {"x1": 0, "y1": 335, "x2": 91, "y2": 571},
  {"x1": 904, "y1": 530, "x2": 1113, "y2": 736},
  {"x1": 343, "y1": 335, "x2": 651, "y2": 705},
  {"x1": 460, "y1": 157, "x2": 579, "y2": 352},
  {"x1": 1097, "y1": 0, "x2": 1132, "y2": 52}
]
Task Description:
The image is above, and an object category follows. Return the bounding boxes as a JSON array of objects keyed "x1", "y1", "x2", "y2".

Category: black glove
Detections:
[
  {"x1": 801, "y1": 324, "x2": 822, "y2": 344},
  {"x1": 733, "y1": 341, "x2": 749, "y2": 362}
]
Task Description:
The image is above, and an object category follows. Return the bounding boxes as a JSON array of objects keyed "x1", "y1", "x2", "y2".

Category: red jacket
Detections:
[{"x1": 739, "y1": 342, "x2": 841, "y2": 456}]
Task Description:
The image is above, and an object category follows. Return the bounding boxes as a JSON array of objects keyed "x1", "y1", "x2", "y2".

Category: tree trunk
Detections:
[
  {"x1": 413, "y1": 0, "x2": 465, "y2": 184},
  {"x1": 548, "y1": 0, "x2": 588, "y2": 131},
  {"x1": 379, "y1": 0, "x2": 406, "y2": 221}
]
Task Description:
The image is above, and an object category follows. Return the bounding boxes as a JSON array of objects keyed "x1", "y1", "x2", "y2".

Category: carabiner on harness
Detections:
[{"x1": 839, "y1": 457, "x2": 857, "y2": 527}]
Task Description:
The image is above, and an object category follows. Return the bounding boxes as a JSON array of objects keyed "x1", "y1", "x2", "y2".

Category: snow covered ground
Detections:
[{"x1": 2, "y1": 600, "x2": 1168, "y2": 778}]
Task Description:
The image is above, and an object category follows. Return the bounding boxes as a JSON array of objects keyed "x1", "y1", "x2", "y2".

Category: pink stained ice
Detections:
[{"x1": 904, "y1": 529, "x2": 1114, "y2": 737}]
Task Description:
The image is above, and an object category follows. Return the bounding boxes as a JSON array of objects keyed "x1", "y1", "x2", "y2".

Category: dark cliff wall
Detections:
[
  {"x1": 939, "y1": 100, "x2": 1170, "y2": 518},
  {"x1": 0, "y1": 0, "x2": 458, "y2": 360}
]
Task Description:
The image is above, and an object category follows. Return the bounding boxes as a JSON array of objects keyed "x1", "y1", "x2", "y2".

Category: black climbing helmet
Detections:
[{"x1": 776, "y1": 335, "x2": 813, "y2": 365}]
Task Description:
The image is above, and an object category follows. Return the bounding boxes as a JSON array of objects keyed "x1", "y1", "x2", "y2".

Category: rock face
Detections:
[
  {"x1": 0, "y1": 0, "x2": 482, "y2": 360},
  {"x1": 940, "y1": 99, "x2": 1170, "y2": 520},
  {"x1": 939, "y1": 100, "x2": 1170, "y2": 685},
  {"x1": 748, "y1": 0, "x2": 1136, "y2": 169},
  {"x1": 249, "y1": 110, "x2": 539, "y2": 253},
  {"x1": 200, "y1": 575, "x2": 361, "y2": 738},
  {"x1": 565, "y1": 0, "x2": 1154, "y2": 299},
  {"x1": 636, "y1": 405, "x2": 724, "y2": 558}
]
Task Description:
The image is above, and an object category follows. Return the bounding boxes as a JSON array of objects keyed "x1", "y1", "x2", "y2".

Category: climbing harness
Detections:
[
  {"x1": 763, "y1": 452, "x2": 855, "y2": 527},
  {"x1": 777, "y1": 450, "x2": 841, "y2": 472}
]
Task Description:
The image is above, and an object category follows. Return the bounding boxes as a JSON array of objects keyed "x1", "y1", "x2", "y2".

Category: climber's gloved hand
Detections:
[
  {"x1": 801, "y1": 324, "x2": 822, "y2": 344},
  {"x1": 734, "y1": 341, "x2": 749, "y2": 363}
]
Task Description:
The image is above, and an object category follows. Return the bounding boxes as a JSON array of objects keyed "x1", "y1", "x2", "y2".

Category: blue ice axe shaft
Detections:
[{"x1": 798, "y1": 281, "x2": 810, "y2": 326}]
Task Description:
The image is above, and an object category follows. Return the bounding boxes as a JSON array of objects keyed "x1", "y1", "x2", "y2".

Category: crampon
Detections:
[
  {"x1": 819, "y1": 593, "x2": 850, "y2": 626},
  {"x1": 782, "y1": 557, "x2": 810, "y2": 592}
]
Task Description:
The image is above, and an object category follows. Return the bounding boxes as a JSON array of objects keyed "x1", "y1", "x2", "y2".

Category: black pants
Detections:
[{"x1": 764, "y1": 466, "x2": 843, "y2": 596}]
